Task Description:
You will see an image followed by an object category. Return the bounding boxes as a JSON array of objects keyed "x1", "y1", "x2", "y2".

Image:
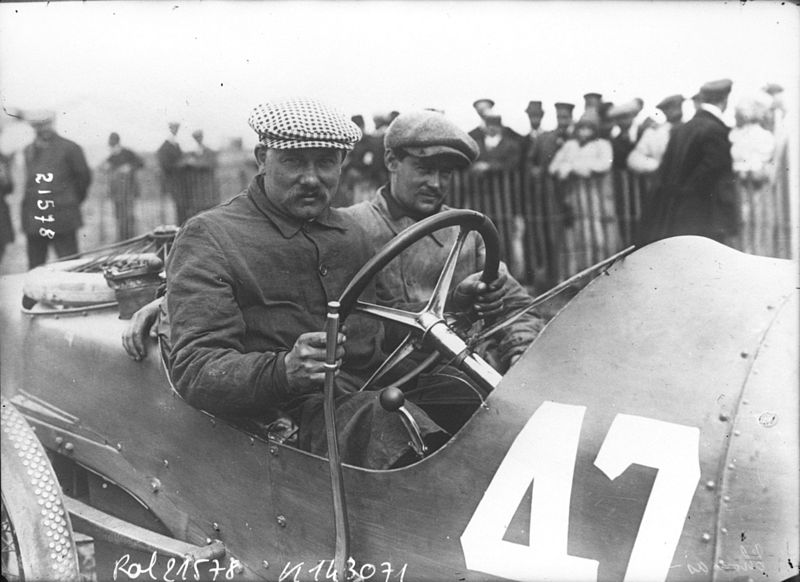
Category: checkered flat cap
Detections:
[{"x1": 247, "y1": 98, "x2": 362, "y2": 151}]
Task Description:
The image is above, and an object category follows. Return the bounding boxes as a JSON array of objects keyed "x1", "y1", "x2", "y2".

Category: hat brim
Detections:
[{"x1": 404, "y1": 145, "x2": 472, "y2": 168}]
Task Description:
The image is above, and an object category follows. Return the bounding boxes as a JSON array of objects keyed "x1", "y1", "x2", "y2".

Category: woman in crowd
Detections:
[{"x1": 549, "y1": 111, "x2": 620, "y2": 274}]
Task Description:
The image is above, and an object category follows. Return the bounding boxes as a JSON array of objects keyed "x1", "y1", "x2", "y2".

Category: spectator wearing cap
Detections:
[
  {"x1": 346, "y1": 109, "x2": 544, "y2": 390},
  {"x1": 639, "y1": 79, "x2": 738, "y2": 246},
  {"x1": 165, "y1": 98, "x2": 448, "y2": 470},
  {"x1": 102, "y1": 132, "x2": 144, "y2": 241},
  {"x1": 339, "y1": 114, "x2": 373, "y2": 206},
  {"x1": 583, "y1": 92, "x2": 603, "y2": 115},
  {"x1": 0, "y1": 129, "x2": 14, "y2": 264},
  {"x1": 472, "y1": 113, "x2": 524, "y2": 174},
  {"x1": 351, "y1": 113, "x2": 393, "y2": 200},
  {"x1": 21, "y1": 110, "x2": 92, "y2": 269},
  {"x1": 597, "y1": 102, "x2": 616, "y2": 140},
  {"x1": 468, "y1": 98, "x2": 496, "y2": 147},
  {"x1": 182, "y1": 129, "x2": 220, "y2": 218},
  {"x1": 529, "y1": 102, "x2": 574, "y2": 175},
  {"x1": 628, "y1": 94, "x2": 685, "y2": 175},
  {"x1": 607, "y1": 100, "x2": 641, "y2": 171},
  {"x1": 522, "y1": 101, "x2": 545, "y2": 171},
  {"x1": 549, "y1": 110, "x2": 620, "y2": 273},
  {"x1": 606, "y1": 100, "x2": 643, "y2": 243},
  {"x1": 156, "y1": 122, "x2": 190, "y2": 224}
]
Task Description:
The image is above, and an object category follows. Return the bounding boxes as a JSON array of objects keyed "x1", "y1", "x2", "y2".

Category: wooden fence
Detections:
[{"x1": 87, "y1": 160, "x2": 794, "y2": 289}]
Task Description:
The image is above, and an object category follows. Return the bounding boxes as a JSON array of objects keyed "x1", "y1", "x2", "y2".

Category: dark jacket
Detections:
[
  {"x1": 640, "y1": 109, "x2": 737, "y2": 244},
  {"x1": 346, "y1": 188, "x2": 545, "y2": 370},
  {"x1": 1, "y1": 152, "x2": 14, "y2": 246},
  {"x1": 166, "y1": 177, "x2": 386, "y2": 417},
  {"x1": 472, "y1": 126, "x2": 524, "y2": 172},
  {"x1": 529, "y1": 128, "x2": 571, "y2": 171},
  {"x1": 156, "y1": 140, "x2": 184, "y2": 195},
  {"x1": 21, "y1": 135, "x2": 91, "y2": 235}
]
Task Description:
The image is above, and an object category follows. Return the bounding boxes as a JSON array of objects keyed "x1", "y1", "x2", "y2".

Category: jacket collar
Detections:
[
  {"x1": 247, "y1": 175, "x2": 348, "y2": 238},
  {"x1": 373, "y1": 185, "x2": 449, "y2": 247},
  {"x1": 698, "y1": 104, "x2": 732, "y2": 128}
]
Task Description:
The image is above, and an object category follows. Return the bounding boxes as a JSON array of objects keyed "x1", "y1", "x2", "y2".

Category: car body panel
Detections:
[{"x1": 1, "y1": 235, "x2": 797, "y2": 581}]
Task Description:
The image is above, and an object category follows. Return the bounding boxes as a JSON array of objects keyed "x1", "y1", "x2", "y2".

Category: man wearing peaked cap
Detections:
[
  {"x1": 583, "y1": 92, "x2": 603, "y2": 113},
  {"x1": 21, "y1": 110, "x2": 92, "y2": 269},
  {"x1": 529, "y1": 102, "x2": 575, "y2": 173},
  {"x1": 656, "y1": 94, "x2": 683, "y2": 112},
  {"x1": 346, "y1": 110, "x2": 544, "y2": 429},
  {"x1": 699, "y1": 78, "x2": 733, "y2": 103},
  {"x1": 628, "y1": 94, "x2": 685, "y2": 176},
  {"x1": 523, "y1": 101, "x2": 545, "y2": 165},
  {"x1": 471, "y1": 113, "x2": 525, "y2": 173},
  {"x1": 165, "y1": 98, "x2": 447, "y2": 470},
  {"x1": 637, "y1": 79, "x2": 738, "y2": 246},
  {"x1": 607, "y1": 100, "x2": 641, "y2": 173}
]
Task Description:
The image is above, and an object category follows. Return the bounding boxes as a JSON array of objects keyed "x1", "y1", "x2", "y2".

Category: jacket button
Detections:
[{"x1": 319, "y1": 264, "x2": 328, "y2": 276}]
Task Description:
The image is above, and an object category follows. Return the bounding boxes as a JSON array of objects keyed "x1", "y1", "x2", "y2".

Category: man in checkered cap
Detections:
[{"x1": 164, "y1": 98, "x2": 446, "y2": 469}]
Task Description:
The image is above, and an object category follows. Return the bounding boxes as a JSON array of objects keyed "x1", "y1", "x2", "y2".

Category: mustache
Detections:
[{"x1": 418, "y1": 187, "x2": 442, "y2": 197}]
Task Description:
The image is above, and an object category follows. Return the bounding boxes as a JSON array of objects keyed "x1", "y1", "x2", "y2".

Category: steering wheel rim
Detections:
[{"x1": 337, "y1": 209, "x2": 503, "y2": 394}]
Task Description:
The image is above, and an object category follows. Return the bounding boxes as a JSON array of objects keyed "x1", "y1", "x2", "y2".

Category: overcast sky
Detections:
[{"x1": 1, "y1": 0, "x2": 798, "y2": 164}]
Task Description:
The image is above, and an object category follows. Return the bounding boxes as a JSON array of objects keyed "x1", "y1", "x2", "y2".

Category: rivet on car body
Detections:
[
  {"x1": 722, "y1": 495, "x2": 731, "y2": 503},
  {"x1": 213, "y1": 522, "x2": 220, "y2": 531},
  {"x1": 54, "y1": 436, "x2": 64, "y2": 446},
  {"x1": 150, "y1": 478, "x2": 161, "y2": 493},
  {"x1": 116, "y1": 443, "x2": 123, "y2": 451},
  {"x1": 277, "y1": 515, "x2": 287, "y2": 528},
  {"x1": 701, "y1": 533, "x2": 711, "y2": 542},
  {"x1": 269, "y1": 446, "x2": 278, "y2": 456},
  {"x1": 705, "y1": 480, "x2": 716, "y2": 490},
  {"x1": 718, "y1": 412, "x2": 730, "y2": 422},
  {"x1": 163, "y1": 459, "x2": 169, "y2": 467},
  {"x1": 721, "y1": 527, "x2": 728, "y2": 534},
  {"x1": 64, "y1": 442, "x2": 74, "y2": 453},
  {"x1": 262, "y1": 561, "x2": 269, "y2": 569}
]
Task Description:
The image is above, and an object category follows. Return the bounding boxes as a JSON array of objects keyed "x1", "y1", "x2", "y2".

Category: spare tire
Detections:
[{"x1": 22, "y1": 258, "x2": 116, "y2": 307}]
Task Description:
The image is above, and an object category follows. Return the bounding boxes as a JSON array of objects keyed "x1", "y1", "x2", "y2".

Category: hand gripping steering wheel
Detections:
[{"x1": 337, "y1": 209, "x2": 504, "y2": 395}]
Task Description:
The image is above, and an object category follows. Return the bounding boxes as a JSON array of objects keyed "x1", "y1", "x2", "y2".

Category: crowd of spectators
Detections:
[{"x1": 0, "y1": 80, "x2": 789, "y2": 275}]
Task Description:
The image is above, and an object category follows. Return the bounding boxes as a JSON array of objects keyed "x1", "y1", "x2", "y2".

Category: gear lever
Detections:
[{"x1": 379, "y1": 386, "x2": 427, "y2": 458}]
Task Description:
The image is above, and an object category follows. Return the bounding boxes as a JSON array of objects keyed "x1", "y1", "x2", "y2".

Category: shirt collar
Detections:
[
  {"x1": 247, "y1": 175, "x2": 348, "y2": 238},
  {"x1": 374, "y1": 185, "x2": 448, "y2": 246},
  {"x1": 699, "y1": 103, "x2": 732, "y2": 127}
]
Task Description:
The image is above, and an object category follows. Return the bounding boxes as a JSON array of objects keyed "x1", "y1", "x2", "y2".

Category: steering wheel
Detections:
[{"x1": 337, "y1": 209, "x2": 504, "y2": 395}]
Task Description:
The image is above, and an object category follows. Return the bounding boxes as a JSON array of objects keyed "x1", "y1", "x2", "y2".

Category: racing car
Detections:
[{"x1": 1, "y1": 210, "x2": 797, "y2": 582}]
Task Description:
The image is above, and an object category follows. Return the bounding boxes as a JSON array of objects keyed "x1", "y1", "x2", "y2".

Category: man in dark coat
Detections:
[
  {"x1": 521, "y1": 100, "x2": 545, "y2": 172},
  {"x1": 467, "y1": 97, "x2": 495, "y2": 145},
  {"x1": 472, "y1": 114, "x2": 523, "y2": 174},
  {"x1": 166, "y1": 98, "x2": 450, "y2": 470},
  {"x1": 156, "y1": 121, "x2": 188, "y2": 224},
  {"x1": 0, "y1": 148, "x2": 14, "y2": 264},
  {"x1": 530, "y1": 102, "x2": 574, "y2": 174},
  {"x1": 639, "y1": 79, "x2": 738, "y2": 246},
  {"x1": 21, "y1": 111, "x2": 92, "y2": 269},
  {"x1": 105, "y1": 132, "x2": 144, "y2": 241}
]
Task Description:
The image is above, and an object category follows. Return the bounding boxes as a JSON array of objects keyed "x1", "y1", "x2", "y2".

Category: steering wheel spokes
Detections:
[
  {"x1": 352, "y1": 300, "x2": 426, "y2": 331},
  {"x1": 426, "y1": 225, "x2": 469, "y2": 318},
  {"x1": 358, "y1": 332, "x2": 418, "y2": 392},
  {"x1": 339, "y1": 210, "x2": 504, "y2": 393}
]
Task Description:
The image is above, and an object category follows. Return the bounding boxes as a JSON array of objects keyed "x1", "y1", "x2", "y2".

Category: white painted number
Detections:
[{"x1": 461, "y1": 401, "x2": 700, "y2": 582}]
